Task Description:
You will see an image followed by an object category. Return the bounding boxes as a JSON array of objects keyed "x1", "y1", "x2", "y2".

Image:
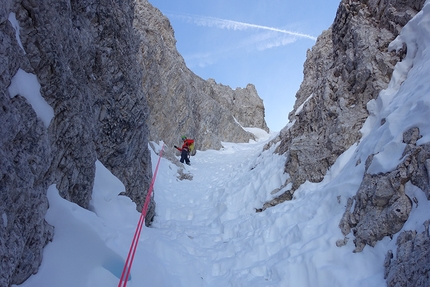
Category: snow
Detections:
[
  {"x1": 12, "y1": 2, "x2": 430, "y2": 287},
  {"x1": 294, "y1": 93, "x2": 313, "y2": 116},
  {"x1": 2, "y1": 213, "x2": 7, "y2": 228},
  {"x1": 8, "y1": 69, "x2": 54, "y2": 128},
  {"x1": 8, "y1": 12, "x2": 25, "y2": 53},
  {"x1": 367, "y1": 141, "x2": 406, "y2": 174},
  {"x1": 276, "y1": 93, "x2": 314, "y2": 134},
  {"x1": 243, "y1": 127, "x2": 270, "y2": 140}
]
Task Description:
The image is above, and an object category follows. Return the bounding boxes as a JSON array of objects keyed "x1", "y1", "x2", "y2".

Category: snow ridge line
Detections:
[{"x1": 118, "y1": 144, "x2": 165, "y2": 286}]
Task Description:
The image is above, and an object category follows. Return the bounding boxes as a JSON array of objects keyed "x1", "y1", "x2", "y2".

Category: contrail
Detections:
[{"x1": 170, "y1": 13, "x2": 317, "y2": 41}]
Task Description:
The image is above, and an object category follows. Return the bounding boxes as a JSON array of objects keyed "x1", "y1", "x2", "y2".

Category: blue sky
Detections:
[{"x1": 148, "y1": 0, "x2": 341, "y2": 131}]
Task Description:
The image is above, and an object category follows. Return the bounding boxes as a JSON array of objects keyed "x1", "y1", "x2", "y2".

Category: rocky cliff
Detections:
[
  {"x1": 4, "y1": 0, "x2": 428, "y2": 285},
  {"x1": 265, "y1": 0, "x2": 428, "y2": 286},
  {"x1": 263, "y1": 0, "x2": 423, "y2": 208},
  {"x1": 275, "y1": 0, "x2": 424, "y2": 192},
  {"x1": 134, "y1": 0, "x2": 268, "y2": 151},
  {"x1": 0, "y1": 0, "x2": 268, "y2": 285},
  {"x1": 1, "y1": 0, "x2": 154, "y2": 285}
]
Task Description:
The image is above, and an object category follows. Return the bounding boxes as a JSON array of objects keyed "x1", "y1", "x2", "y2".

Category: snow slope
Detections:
[{"x1": 15, "y1": 2, "x2": 430, "y2": 286}]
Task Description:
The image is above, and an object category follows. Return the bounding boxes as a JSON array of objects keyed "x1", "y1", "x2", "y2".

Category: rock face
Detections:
[
  {"x1": 1, "y1": 0, "x2": 268, "y2": 285},
  {"x1": 134, "y1": 0, "x2": 268, "y2": 151},
  {"x1": 269, "y1": 0, "x2": 425, "y2": 206},
  {"x1": 339, "y1": 127, "x2": 429, "y2": 252},
  {"x1": 384, "y1": 221, "x2": 430, "y2": 287},
  {"x1": 0, "y1": 86, "x2": 54, "y2": 285},
  {"x1": 266, "y1": 0, "x2": 429, "y2": 285},
  {"x1": 1, "y1": 0, "x2": 152, "y2": 285}
]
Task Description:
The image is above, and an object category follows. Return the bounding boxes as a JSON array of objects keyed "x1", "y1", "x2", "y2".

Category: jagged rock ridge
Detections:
[
  {"x1": 264, "y1": 0, "x2": 424, "y2": 201},
  {"x1": 264, "y1": 0, "x2": 429, "y2": 286},
  {"x1": 134, "y1": 0, "x2": 269, "y2": 151}
]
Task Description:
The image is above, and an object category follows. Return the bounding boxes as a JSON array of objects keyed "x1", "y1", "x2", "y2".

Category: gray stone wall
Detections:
[
  {"x1": 1, "y1": 0, "x2": 152, "y2": 285},
  {"x1": 385, "y1": 221, "x2": 430, "y2": 287},
  {"x1": 270, "y1": 0, "x2": 424, "y2": 202}
]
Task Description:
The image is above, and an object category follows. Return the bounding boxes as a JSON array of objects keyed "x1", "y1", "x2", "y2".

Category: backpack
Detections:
[
  {"x1": 186, "y1": 139, "x2": 196, "y2": 156},
  {"x1": 189, "y1": 141, "x2": 195, "y2": 153}
]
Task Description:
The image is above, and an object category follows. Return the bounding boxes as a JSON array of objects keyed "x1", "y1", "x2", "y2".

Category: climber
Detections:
[{"x1": 174, "y1": 135, "x2": 194, "y2": 165}]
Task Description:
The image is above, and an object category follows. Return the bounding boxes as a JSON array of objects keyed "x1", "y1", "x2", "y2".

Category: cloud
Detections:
[
  {"x1": 184, "y1": 52, "x2": 216, "y2": 68},
  {"x1": 170, "y1": 13, "x2": 317, "y2": 41},
  {"x1": 168, "y1": 13, "x2": 315, "y2": 68},
  {"x1": 184, "y1": 31, "x2": 298, "y2": 68},
  {"x1": 247, "y1": 32, "x2": 298, "y2": 51}
]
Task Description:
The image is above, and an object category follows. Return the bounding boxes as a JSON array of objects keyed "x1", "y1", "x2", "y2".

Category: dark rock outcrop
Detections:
[
  {"x1": 0, "y1": 89, "x2": 54, "y2": 285},
  {"x1": 1, "y1": 0, "x2": 151, "y2": 285}
]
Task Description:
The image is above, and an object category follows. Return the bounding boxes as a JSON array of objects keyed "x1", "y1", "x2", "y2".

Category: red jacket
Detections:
[{"x1": 176, "y1": 139, "x2": 194, "y2": 152}]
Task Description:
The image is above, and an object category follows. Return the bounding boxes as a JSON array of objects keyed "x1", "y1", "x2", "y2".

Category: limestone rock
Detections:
[
  {"x1": 275, "y1": 0, "x2": 424, "y2": 195},
  {"x1": 133, "y1": 0, "x2": 268, "y2": 151},
  {"x1": 262, "y1": 0, "x2": 422, "y2": 207},
  {"x1": 0, "y1": 93, "x2": 54, "y2": 285},
  {"x1": 1, "y1": 0, "x2": 152, "y2": 285},
  {"x1": 1, "y1": 11, "x2": 54, "y2": 286},
  {"x1": 1, "y1": 1, "x2": 266, "y2": 285},
  {"x1": 206, "y1": 80, "x2": 268, "y2": 132},
  {"x1": 385, "y1": 221, "x2": 430, "y2": 287},
  {"x1": 339, "y1": 128, "x2": 429, "y2": 252}
]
